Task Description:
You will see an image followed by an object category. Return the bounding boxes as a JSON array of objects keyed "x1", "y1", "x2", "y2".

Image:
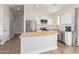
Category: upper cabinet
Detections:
[
  {"x1": 35, "y1": 17, "x2": 53, "y2": 25},
  {"x1": 48, "y1": 18, "x2": 53, "y2": 25},
  {"x1": 35, "y1": 17, "x2": 41, "y2": 24},
  {"x1": 61, "y1": 12, "x2": 72, "y2": 25}
]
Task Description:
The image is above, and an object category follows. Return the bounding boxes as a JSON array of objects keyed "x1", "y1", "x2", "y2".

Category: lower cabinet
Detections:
[
  {"x1": 58, "y1": 32, "x2": 65, "y2": 43},
  {"x1": 65, "y1": 32, "x2": 72, "y2": 45},
  {"x1": 58, "y1": 31, "x2": 72, "y2": 46}
]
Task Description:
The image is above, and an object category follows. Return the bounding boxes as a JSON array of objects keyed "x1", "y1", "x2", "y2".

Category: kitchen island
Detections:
[{"x1": 20, "y1": 31, "x2": 58, "y2": 54}]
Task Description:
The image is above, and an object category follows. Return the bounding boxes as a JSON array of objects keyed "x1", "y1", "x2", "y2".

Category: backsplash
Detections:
[{"x1": 36, "y1": 24, "x2": 58, "y2": 32}]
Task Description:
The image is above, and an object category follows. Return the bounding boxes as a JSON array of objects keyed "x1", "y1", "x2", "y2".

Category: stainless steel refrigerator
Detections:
[{"x1": 26, "y1": 20, "x2": 36, "y2": 32}]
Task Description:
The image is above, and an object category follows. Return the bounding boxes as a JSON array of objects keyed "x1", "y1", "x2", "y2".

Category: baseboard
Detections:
[
  {"x1": 14, "y1": 32, "x2": 22, "y2": 34},
  {"x1": 0, "y1": 35, "x2": 14, "y2": 45},
  {"x1": 21, "y1": 46, "x2": 57, "y2": 54},
  {"x1": 58, "y1": 40, "x2": 65, "y2": 44},
  {"x1": 9, "y1": 35, "x2": 14, "y2": 40}
]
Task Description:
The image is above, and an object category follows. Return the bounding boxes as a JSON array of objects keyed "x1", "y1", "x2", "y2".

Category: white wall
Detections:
[
  {"x1": 3, "y1": 5, "x2": 10, "y2": 43},
  {"x1": 0, "y1": 5, "x2": 4, "y2": 37},
  {"x1": 0, "y1": 5, "x2": 10, "y2": 44},
  {"x1": 0, "y1": 5, "x2": 15, "y2": 44},
  {"x1": 14, "y1": 15, "x2": 24, "y2": 34}
]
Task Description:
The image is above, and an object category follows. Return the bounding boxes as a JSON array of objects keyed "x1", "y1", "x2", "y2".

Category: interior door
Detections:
[
  {"x1": 3, "y1": 16, "x2": 9, "y2": 42},
  {"x1": 3, "y1": 7, "x2": 10, "y2": 42}
]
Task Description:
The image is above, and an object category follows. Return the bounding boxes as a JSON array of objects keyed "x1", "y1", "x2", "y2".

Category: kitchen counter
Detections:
[
  {"x1": 20, "y1": 31, "x2": 58, "y2": 54},
  {"x1": 20, "y1": 31, "x2": 58, "y2": 38}
]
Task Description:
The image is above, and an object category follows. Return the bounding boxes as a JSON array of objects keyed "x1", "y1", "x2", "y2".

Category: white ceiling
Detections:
[
  {"x1": 24, "y1": 4, "x2": 73, "y2": 13},
  {"x1": 10, "y1": 5, "x2": 24, "y2": 16},
  {"x1": 9, "y1": 4, "x2": 74, "y2": 16}
]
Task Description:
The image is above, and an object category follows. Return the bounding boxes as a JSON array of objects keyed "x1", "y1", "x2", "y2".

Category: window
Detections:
[{"x1": 58, "y1": 16, "x2": 61, "y2": 25}]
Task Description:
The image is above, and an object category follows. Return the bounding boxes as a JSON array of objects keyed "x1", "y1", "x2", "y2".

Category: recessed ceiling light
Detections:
[
  {"x1": 52, "y1": 4, "x2": 56, "y2": 6},
  {"x1": 16, "y1": 8, "x2": 20, "y2": 11},
  {"x1": 47, "y1": 9, "x2": 50, "y2": 11},
  {"x1": 36, "y1": 5, "x2": 39, "y2": 8}
]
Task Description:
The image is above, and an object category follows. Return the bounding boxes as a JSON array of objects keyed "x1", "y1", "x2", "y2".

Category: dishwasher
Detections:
[{"x1": 58, "y1": 32, "x2": 65, "y2": 43}]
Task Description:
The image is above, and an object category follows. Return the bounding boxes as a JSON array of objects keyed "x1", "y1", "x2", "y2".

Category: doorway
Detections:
[{"x1": 10, "y1": 5, "x2": 24, "y2": 35}]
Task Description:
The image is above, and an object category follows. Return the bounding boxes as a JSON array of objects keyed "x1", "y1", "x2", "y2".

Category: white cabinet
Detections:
[
  {"x1": 65, "y1": 32, "x2": 72, "y2": 45},
  {"x1": 36, "y1": 19, "x2": 41, "y2": 25},
  {"x1": 35, "y1": 16, "x2": 53, "y2": 25},
  {"x1": 47, "y1": 18, "x2": 53, "y2": 25},
  {"x1": 20, "y1": 34, "x2": 57, "y2": 54},
  {"x1": 61, "y1": 13, "x2": 72, "y2": 25},
  {"x1": 35, "y1": 17, "x2": 53, "y2": 31},
  {"x1": 35, "y1": 17, "x2": 41, "y2": 25}
]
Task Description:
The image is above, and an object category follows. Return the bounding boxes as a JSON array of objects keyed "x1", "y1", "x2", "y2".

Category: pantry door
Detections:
[{"x1": 3, "y1": 7, "x2": 10, "y2": 42}]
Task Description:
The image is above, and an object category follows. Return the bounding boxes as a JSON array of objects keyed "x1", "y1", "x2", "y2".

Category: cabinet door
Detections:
[
  {"x1": 65, "y1": 32, "x2": 72, "y2": 45},
  {"x1": 61, "y1": 13, "x2": 72, "y2": 25},
  {"x1": 35, "y1": 17, "x2": 41, "y2": 25},
  {"x1": 48, "y1": 18, "x2": 53, "y2": 25}
]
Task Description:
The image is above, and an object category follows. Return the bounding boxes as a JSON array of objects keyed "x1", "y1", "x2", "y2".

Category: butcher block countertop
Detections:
[{"x1": 20, "y1": 31, "x2": 59, "y2": 38}]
